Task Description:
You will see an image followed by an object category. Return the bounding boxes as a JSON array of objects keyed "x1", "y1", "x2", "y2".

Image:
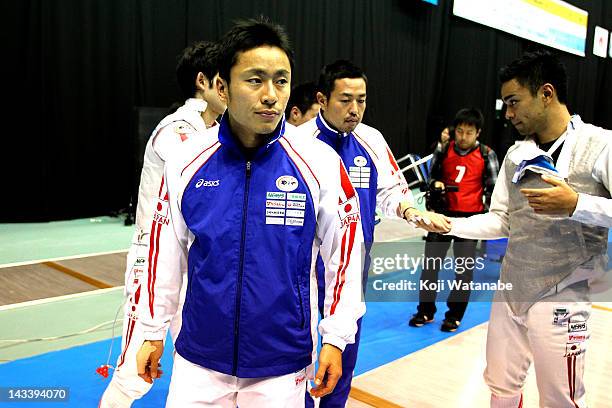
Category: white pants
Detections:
[
  {"x1": 485, "y1": 283, "x2": 591, "y2": 408},
  {"x1": 100, "y1": 231, "x2": 186, "y2": 408},
  {"x1": 166, "y1": 353, "x2": 307, "y2": 408}
]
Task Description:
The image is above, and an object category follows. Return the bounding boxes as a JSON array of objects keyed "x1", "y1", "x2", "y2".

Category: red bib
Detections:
[{"x1": 441, "y1": 141, "x2": 485, "y2": 213}]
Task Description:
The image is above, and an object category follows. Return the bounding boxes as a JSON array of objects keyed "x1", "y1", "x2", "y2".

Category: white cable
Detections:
[
  {"x1": 0, "y1": 318, "x2": 124, "y2": 345},
  {"x1": 0, "y1": 246, "x2": 138, "y2": 367},
  {"x1": 105, "y1": 295, "x2": 127, "y2": 368}
]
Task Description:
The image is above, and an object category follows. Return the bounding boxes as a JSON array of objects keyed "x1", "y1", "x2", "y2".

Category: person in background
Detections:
[
  {"x1": 299, "y1": 59, "x2": 450, "y2": 408},
  {"x1": 99, "y1": 40, "x2": 226, "y2": 408},
  {"x1": 285, "y1": 81, "x2": 320, "y2": 127},
  {"x1": 434, "y1": 125, "x2": 452, "y2": 151},
  {"x1": 409, "y1": 107, "x2": 499, "y2": 332}
]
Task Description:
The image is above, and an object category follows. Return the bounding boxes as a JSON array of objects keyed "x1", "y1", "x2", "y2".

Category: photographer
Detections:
[{"x1": 409, "y1": 108, "x2": 499, "y2": 332}]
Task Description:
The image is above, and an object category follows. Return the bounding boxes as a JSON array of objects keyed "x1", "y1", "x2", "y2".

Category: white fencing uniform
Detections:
[
  {"x1": 100, "y1": 98, "x2": 209, "y2": 408},
  {"x1": 450, "y1": 116, "x2": 611, "y2": 408}
]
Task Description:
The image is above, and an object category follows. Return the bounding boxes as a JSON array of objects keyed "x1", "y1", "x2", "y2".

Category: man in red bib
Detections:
[{"x1": 409, "y1": 108, "x2": 499, "y2": 332}]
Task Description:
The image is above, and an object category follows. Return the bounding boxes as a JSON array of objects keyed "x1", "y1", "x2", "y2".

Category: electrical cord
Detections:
[{"x1": 0, "y1": 316, "x2": 124, "y2": 346}]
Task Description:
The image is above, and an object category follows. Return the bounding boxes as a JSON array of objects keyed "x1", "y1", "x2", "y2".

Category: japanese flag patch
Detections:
[{"x1": 339, "y1": 196, "x2": 360, "y2": 227}]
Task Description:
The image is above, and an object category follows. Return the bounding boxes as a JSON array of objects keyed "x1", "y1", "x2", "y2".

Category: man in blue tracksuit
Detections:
[
  {"x1": 134, "y1": 20, "x2": 366, "y2": 407},
  {"x1": 299, "y1": 60, "x2": 450, "y2": 407}
]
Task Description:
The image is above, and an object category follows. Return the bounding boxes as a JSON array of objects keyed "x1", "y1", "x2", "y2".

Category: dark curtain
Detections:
[{"x1": 4, "y1": 0, "x2": 611, "y2": 221}]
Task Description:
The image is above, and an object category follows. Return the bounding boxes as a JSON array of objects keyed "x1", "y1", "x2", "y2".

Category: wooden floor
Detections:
[
  {"x1": 0, "y1": 252, "x2": 127, "y2": 305},
  {"x1": 0, "y1": 218, "x2": 421, "y2": 307},
  {"x1": 349, "y1": 304, "x2": 612, "y2": 408}
]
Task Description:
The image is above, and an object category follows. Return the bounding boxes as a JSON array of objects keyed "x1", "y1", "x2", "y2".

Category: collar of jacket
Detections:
[
  {"x1": 315, "y1": 112, "x2": 351, "y2": 139},
  {"x1": 184, "y1": 97, "x2": 208, "y2": 113},
  {"x1": 217, "y1": 112, "x2": 287, "y2": 157}
]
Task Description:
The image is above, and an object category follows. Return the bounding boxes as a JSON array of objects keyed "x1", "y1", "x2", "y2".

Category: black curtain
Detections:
[{"x1": 4, "y1": 0, "x2": 611, "y2": 221}]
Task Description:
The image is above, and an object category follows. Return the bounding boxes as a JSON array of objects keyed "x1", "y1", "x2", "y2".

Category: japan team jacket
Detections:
[
  {"x1": 298, "y1": 113, "x2": 412, "y2": 246},
  {"x1": 138, "y1": 114, "x2": 366, "y2": 378},
  {"x1": 136, "y1": 98, "x2": 209, "y2": 233}
]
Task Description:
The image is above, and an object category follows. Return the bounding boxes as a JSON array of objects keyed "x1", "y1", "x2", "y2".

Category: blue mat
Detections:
[
  {"x1": 0, "y1": 337, "x2": 174, "y2": 407},
  {"x1": 0, "y1": 294, "x2": 495, "y2": 407},
  {"x1": 0, "y1": 299, "x2": 492, "y2": 407},
  {"x1": 4, "y1": 231, "x2": 611, "y2": 407}
]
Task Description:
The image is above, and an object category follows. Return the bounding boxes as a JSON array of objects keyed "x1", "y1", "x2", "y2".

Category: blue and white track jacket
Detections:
[
  {"x1": 299, "y1": 113, "x2": 412, "y2": 248},
  {"x1": 138, "y1": 114, "x2": 365, "y2": 378}
]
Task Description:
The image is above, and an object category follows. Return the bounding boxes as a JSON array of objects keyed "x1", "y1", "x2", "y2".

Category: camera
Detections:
[{"x1": 425, "y1": 183, "x2": 458, "y2": 213}]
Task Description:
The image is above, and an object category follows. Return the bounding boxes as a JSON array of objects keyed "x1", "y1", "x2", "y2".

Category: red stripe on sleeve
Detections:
[
  {"x1": 571, "y1": 356, "x2": 579, "y2": 407},
  {"x1": 331, "y1": 229, "x2": 348, "y2": 312},
  {"x1": 147, "y1": 220, "x2": 158, "y2": 315},
  {"x1": 386, "y1": 147, "x2": 400, "y2": 172},
  {"x1": 330, "y1": 221, "x2": 357, "y2": 315},
  {"x1": 157, "y1": 176, "x2": 165, "y2": 197},
  {"x1": 149, "y1": 218, "x2": 163, "y2": 317},
  {"x1": 134, "y1": 284, "x2": 141, "y2": 304},
  {"x1": 118, "y1": 317, "x2": 136, "y2": 367}
]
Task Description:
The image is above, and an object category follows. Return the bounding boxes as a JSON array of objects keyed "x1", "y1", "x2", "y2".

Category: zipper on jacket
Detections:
[
  {"x1": 296, "y1": 277, "x2": 306, "y2": 329},
  {"x1": 233, "y1": 160, "x2": 251, "y2": 376},
  {"x1": 187, "y1": 265, "x2": 194, "y2": 298}
]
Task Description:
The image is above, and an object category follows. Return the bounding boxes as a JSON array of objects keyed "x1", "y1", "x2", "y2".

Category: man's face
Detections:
[
  {"x1": 218, "y1": 46, "x2": 291, "y2": 138},
  {"x1": 501, "y1": 78, "x2": 546, "y2": 136},
  {"x1": 454, "y1": 123, "x2": 480, "y2": 150},
  {"x1": 318, "y1": 77, "x2": 366, "y2": 133},
  {"x1": 288, "y1": 103, "x2": 320, "y2": 126}
]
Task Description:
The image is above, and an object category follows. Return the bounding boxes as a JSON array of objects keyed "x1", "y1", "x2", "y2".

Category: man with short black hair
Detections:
[
  {"x1": 409, "y1": 107, "x2": 498, "y2": 332},
  {"x1": 445, "y1": 51, "x2": 611, "y2": 407},
  {"x1": 299, "y1": 59, "x2": 449, "y2": 408},
  {"x1": 99, "y1": 40, "x2": 225, "y2": 408},
  {"x1": 285, "y1": 82, "x2": 320, "y2": 127},
  {"x1": 135, "y1": 19, "x2": 365, "y2": 407}
]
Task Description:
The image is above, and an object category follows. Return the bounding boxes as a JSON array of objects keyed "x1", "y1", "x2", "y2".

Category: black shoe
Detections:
[
  {"x1": 408, "y1": 312, "x2": 434, "y2": 327},
  {"x1": 440, "y1": 318, "x2": 460, "y2": 332}
]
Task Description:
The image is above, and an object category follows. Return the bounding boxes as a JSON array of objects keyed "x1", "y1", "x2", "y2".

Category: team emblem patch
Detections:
[
  {"x1": 276, "y1": 175, "x2": 299, "y2": 192},
  {"x1": 174, "y1": 124, "x2": 194, "y2": 142},
  {"x1": 354, "y1": 156, "x2": 367, "y2": 167},
  {"x1": 349, "y1": 156, "x2": 370, "y2": 189}
]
